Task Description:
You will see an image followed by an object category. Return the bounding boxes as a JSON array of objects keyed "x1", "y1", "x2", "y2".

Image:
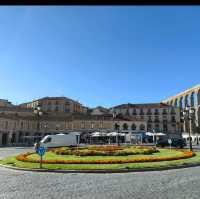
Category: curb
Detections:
[{"x1": 1, "y1": 163, "x2": 200, "y2": 173}]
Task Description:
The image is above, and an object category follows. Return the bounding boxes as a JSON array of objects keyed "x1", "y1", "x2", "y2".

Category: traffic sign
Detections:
[
  {"x1": 168, "y1": 139, "x2": 172, "y2": 144},
  {"x1": 37, "y1": 146, "x2": 45, "y2": 156}
]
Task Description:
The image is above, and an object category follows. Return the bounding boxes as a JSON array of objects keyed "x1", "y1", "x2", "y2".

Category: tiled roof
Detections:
[{"x1": 112, "y1": 103, "x2": 171, "y2": 109}]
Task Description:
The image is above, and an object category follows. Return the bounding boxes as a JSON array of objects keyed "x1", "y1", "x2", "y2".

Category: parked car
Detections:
[{"x1": 156, "y1": 138, "x2": 187, "y2": 148}]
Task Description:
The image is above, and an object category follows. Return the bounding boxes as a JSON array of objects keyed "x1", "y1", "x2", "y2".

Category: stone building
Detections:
[
  {"x1": 19, "y1": 97, "x2": 87, "y2": 114},
  {"x1": 0, "y1": 99, "x2": 13, "y2": 107},
  {"x1": 0, "y1": 107, "x2": 146, "y2": 146},
  {"x1": 110, "y1": 103, "x2": 181, "y2": 136},
  {"x1": 0, "y1": 95, "x2": 186, "y2": 146},
  {"x1": 162, "y1": 83, "x2": 200, "y2": 141}
]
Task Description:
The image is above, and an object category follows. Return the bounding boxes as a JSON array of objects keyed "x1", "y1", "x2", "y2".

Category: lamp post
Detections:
[
  {"x1": 34, "y1": 105, "x2": 43, "y2": 143},
  {"x1": 182, "y1": 106, "x2": 194, "y2": 151}
]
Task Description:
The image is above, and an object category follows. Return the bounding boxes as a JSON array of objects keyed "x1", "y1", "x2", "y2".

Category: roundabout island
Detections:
[{"x1": 1, "y1": 145, "x2": 200, "y2": 173}]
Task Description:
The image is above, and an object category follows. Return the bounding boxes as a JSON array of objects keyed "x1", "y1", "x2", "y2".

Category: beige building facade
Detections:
[
  {"x1": 0, "y1": 107, "x2": 147, "y2": 146},
  {"x1": 0, "y1": 93, "x2": 189, "y2": 146},
  {"x1": 110, "y1": 103, "x2": 181, "y2": 136},
  {"x1": 0, "y1": 99, "x2": 13, "y2": 107},
  {"x1": 19, "y1": 97, "x2": 87, "y2": 114}
]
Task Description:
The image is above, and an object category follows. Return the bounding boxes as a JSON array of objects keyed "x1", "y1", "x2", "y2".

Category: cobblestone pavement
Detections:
[{"x1": 0, "y1": 147, "x2": 200, "y2": 199}]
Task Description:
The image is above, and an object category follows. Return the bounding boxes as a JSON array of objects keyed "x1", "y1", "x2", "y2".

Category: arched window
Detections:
[
  {"x1": 140, "y1": 124, "x2": 145, "y2": 131},
  {"x1": 114, "y1": 123, "x2": 120, "y2": 130},
  {"x1": 131, "y1": 123, "x2": 136, "y2": 130},
  {"x1": 123, "y1": 123, "x2": 128, "y2": 130}
]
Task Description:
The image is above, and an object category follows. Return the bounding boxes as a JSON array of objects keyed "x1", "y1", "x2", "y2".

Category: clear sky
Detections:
[{"x1": 1, "y1": 6, "x2": 200, "y2": 108}]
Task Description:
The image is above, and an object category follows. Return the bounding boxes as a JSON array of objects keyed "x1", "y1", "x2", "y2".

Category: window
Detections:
[
  {"x1": 5, "y1": 121, "x2": 8, "y2": 129},
  {"x1": 171, "y1": 116, "x2": 176, "y2": 122},
  {"x1": 131, "y1": 123, "x2": 136, "y2": 130},
  {"x1": 162, "y1": 109, "x2": 167, "y2": 115},
  {"x1": 155, "y1": 124, "x2": 160, "y2": 132},
  {"x1": 140, "y1": 109, "x2": 144, "y2": 115},
  {"x1": 114, "y1": 123, "x2": 120, "y2": 130},
  {"x1": 43, "y1": 137, "x2": 52, "y2": 143},
  {"x1": 132, "y1": 109, "x2": 137, "y2": 115},
  {"x1": 125, "y1": 109, "x2": 129, "y2": 116},
  {"x1": 140, "y1": 124, "x2": 145, "y2": 131},
  {"x1": 55, "y1": 106, "x2": 59, "y2": 112},
  {"x1": 147, "y1": 109, "x2": 152, "y2": 115},
  {"x1": 155, "y1": 116, "x2": 159, "y2": 122},
  {"x1": 123, "y1": 123, "x2": 128, "y2": 130},
  {"x1": 65, "y1": 102, "x2": 70, "y2": 106},
  {"x1": 148, "y1": 116, "x2": 152, "y2": 122},
  {"x1": 147, "y1": 124, "x2": 152, "y2": 131},
  {"x1": 154, "y1": 109, "x2": 159, "y2": 115}
]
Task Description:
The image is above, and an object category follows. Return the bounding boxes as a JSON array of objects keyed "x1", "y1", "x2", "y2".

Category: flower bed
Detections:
[
  {"x1": 52, "y1": 145, "x2": 158, "y2": 156},
  {"x1": 16, "y1": 150, "x2": 195, "y2": 164}
]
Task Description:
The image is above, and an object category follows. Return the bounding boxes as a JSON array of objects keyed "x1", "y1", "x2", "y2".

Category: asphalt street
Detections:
[{"x1": 0, "y1": 147, "x2": 200, "y2": 199}]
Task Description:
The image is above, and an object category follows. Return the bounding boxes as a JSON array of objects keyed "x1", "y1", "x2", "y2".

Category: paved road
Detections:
[{"x1": 0, "y1": 147, "x2": 200, "y2": 199}]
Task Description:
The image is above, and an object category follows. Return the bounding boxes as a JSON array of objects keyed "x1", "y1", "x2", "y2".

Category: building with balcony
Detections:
[{"x1": 110, "y1": 103, "x2": 181, "y2": 136}]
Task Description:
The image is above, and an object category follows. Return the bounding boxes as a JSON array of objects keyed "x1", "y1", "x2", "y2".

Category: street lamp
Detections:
[
  {"x1": 182, "y1": 106, "x2": 195, "y2": 151},
  {"x1": 34, "y1": 105, "x2": 43, "y2": 142}
]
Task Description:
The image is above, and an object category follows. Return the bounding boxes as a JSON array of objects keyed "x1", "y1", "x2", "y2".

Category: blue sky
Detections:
[{"x1": 0, "y1": 6, "x2": 200, "y2": 108}]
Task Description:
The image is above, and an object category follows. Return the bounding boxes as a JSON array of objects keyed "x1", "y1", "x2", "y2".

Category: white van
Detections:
[{"x1": 39, "y1": 132, "x2": 80, "y2": 148}]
